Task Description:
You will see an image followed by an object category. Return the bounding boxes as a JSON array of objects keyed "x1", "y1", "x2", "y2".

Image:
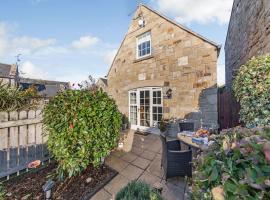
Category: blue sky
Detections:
[{"x1": 0, "y1": 0, "x2": 233, "y2": 85}]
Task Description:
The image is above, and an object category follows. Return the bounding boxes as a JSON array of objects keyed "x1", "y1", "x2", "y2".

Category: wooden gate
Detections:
[{"x1": 0, "y1": 110, "x2": 50, "y2": 179}]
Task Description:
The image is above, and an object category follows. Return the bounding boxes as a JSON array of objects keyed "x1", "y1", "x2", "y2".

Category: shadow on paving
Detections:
[{"x1": 91, "y1": 130, "x2": 187, "y2": 200}]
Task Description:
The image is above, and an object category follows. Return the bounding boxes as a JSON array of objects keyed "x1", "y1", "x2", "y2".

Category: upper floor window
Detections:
[{"x1": 136, "y1": 31, "x2": 151, "y2": 59}]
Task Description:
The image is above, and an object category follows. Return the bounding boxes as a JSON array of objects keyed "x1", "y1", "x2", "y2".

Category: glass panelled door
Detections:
[
  {"x1": 129, "y1": 88, "x2": 163, "y2": 130},
  {"x1": 139, "y1": 89, "x2": 150, "y2": 127},
  {"x1": 129, "y1": 91, "x2": 137, "y2": 130},
  {"x1": 152, "y1": 89, "x2": 163, "y2": 127}
]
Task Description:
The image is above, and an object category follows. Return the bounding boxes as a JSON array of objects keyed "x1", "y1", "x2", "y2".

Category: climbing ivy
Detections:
[{"x1": 233, "y1": 54, "x2": 270, "y2": 127}]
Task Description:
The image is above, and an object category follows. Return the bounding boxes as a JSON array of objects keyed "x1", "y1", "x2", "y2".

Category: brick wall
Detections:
[{"x1": 225, "y1": 0, "x2": 270, "y2": 127}]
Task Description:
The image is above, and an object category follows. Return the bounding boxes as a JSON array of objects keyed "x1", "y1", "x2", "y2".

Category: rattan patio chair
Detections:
[{"x1": 160, "y1": 134, "x2": 192, "y2": 180}]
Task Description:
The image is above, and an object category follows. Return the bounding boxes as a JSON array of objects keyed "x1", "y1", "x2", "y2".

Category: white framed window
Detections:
[{"x1": 136, "y1": 31, "x2": 151, "y2": 59}]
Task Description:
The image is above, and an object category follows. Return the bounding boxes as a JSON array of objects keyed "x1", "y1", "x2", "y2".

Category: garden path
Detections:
[{"x1": 91, "y1": 130, "x2": 187, "y2": 200}]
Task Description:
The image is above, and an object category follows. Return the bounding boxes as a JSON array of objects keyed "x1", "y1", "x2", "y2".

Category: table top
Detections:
[{"x1": 177, "y1": 133, "x2": 208, "y2": 150}]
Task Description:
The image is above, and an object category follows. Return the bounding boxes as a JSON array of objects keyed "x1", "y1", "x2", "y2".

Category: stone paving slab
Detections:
[
  {"x1": 120, "y1": 164, "x2": 144, "y2": 181},
  {"x1": 93, "y1": 131, "x2": 186, "y2": 200},
  {"x1": 131, "y1": 146, "x2": 145, "y2": 155},
  {"x1": 141, "y1": 150, "x2": 157, "y2": 160},
  {"x1": 90, "y1": 189, "x2": 112, "y2": 200},
  {"x1": 121, "y1": 152, "x2": 138, "y2": 163},
  {"x1": 132, "y1": 157, "x2": 151, "y2": 170},
  {"x1": 104, "y1": 174, "x2": 129, "y2": 196},
  {"x1": 138, "y1": 171, "x2": 162, "y2": 187},
  {"x1": 105, "y1": 155, "x2": 129, "y2": 172}
]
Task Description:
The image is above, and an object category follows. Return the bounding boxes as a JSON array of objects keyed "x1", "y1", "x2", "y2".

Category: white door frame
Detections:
[{"x1": 129, "y1": 87, "x2": 163, "y2": 131}]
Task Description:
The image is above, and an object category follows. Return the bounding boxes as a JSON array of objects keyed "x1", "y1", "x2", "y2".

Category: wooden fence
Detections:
[{"x1": 0, "y1": 110, "x2": 50, "y2": 179}]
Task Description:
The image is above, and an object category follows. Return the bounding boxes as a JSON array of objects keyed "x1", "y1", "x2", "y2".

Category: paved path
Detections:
[{"x1": 91, "y1": 130, "x2": 187, "y2": 200}]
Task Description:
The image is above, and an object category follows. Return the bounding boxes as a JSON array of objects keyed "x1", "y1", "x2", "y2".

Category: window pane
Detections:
[
  {"x1": 153, "y1": 114, "x2": 157, "y2": 121},
  {"x1": 142, "y1": 49, "x2": 146, "y2": 56},
  {"x1": 142, "y1": 42, "x2": 146, "y2": 49},
  {"x1": 153, "y1": 91, "x2": 156, "y2": 97},
  {"x1": 158, "y1": 114, "x2": 162, "y2": 121},
  {"x1": 145, "y1": 91, "x2": 149, "y2": 98},
  {"x1": 137, "y1": 32, "x2": 151, "y2": 58},
  {"x1": 147, "y1": 47, "x2": 150, "y2": 54},
  {"x1": 153, "y1": 98, "x2": 156, "y2": 104},
  {"x1": 157, "y1": 98, "x2": 161, "y2": 104},
  {"x1": 158, "y1": 107, "x2": 162, "y2": 113},
  {"x1": 140, "y1": 91, "x2": 144, "y2": 98},
  {"x1": 146, "y1": 41, "x2": 150, "y2": 48},
  {"x1": 153, "y1": 107, "x2": 157, "y2": 113},
  {"x1": 157, "y1": 91, "x2": 161, "y2": 97}
]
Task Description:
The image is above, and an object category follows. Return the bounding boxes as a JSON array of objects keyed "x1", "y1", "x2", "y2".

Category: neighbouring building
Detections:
[
  {"x1": 19, "y1": 78, "x2": 69, "y2": 98},
  {"x1": 96, "y1": 78, "x2": 108, "y2": 92},
  {"x1": 101, "y1": 4, "x2": 220, "y2": 132},
  {"x1": 225, "y1": 0, "x2": 270, "y2": 127},
  {"x1": 0, "y1": 62, "x2": 69, "y2": 97},
  {"x1": 0, "y1": 63, "x2": 18, "y2": 86}
]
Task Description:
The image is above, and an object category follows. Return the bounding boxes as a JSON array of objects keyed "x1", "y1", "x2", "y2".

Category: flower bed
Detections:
[
  {"x1": 2, "y1": 162, "x2": 117, "y2": 199},
  {"x1": 191, "y1": 127, "x2": 270, "y2": 199}
]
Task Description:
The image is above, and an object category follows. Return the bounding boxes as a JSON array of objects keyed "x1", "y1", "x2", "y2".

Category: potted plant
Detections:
[
  {"x1": 159, "y1": 119, "x2": 169, "y2": 135},
  {"x1": 122, "y1": 114, "x2": 129, "y2": 130}
]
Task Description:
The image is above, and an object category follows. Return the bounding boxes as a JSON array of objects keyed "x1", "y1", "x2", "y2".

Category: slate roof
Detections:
[{"x1": 0, "y1": 63, "x2": 17, "y2": 78}]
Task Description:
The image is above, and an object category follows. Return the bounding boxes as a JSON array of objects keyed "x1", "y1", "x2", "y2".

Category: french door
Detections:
[{"x1": 129, "y1": 87, "x2": 163, "y2": 130}]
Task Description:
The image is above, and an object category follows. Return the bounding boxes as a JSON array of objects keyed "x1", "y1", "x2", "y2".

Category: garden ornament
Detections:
[
  {"x1": 27, "y1": 160, "x2": 41, "y2": 169},
  {"x1": 42, "y1": 179, "x2": 55, "y2": 200}
]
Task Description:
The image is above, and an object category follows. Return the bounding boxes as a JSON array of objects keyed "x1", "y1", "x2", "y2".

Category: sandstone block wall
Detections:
[
  {"x1": 107, "y1": 5, "x2": 219, "y2": 129},
  {"x1": 225, "y1": 0, "x2": 270, "y2": 127}
]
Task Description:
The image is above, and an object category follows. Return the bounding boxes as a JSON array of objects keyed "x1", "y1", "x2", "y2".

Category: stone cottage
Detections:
[
  {"x1": 225, "y1": 0, "x2": 270, "y2": 127},
  {"x1": 101, "y1": 4, "x2": 220, "y2": 132}
]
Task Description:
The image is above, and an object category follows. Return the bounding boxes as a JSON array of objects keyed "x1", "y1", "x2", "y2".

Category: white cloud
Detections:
[
  {"x1": 71, "y1": 36, "x2": 100, "y2": 49},
  {"x1": 20, "y1": 61, "x2": 50, "y2": 79},
  {"x1": 154, "y1": 0, "x2": 233, "y2": 24},
  {"x1": 0, "y1": 22, "x2": 8, "y2": 57},
  {"x1": 10, "y1": 36, "x2": 56, "y2": 55},
  {"x1": 103, "y1": 49, "x2": 118, "y2": 65}
]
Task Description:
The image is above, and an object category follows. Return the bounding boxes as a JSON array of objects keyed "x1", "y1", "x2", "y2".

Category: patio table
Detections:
[{"x1": 177, "y1": 132, "x2": 208, "y2": 151}]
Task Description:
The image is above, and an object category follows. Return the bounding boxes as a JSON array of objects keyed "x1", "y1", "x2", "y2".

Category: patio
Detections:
[{"x1": 91, "y1": 130, "x2": 187, "y2": 200}]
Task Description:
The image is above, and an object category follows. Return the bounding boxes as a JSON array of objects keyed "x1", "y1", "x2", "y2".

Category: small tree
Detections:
[
  {"x1": 43, "y1": 89, "x2": 122, "y2": 178},
  {"x1": 233, "y1": 55, "x2": 270, "y2": 127}
]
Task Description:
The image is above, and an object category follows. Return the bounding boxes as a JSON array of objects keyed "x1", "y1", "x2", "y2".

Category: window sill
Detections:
[{"x1": 133, "y1": 55, "x2": 154, "y2": 63}]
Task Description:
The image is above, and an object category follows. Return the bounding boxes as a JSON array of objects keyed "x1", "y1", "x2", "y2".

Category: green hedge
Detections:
[
  {"x1": 191, "y1": 127, "x2": 270, "y2": 200},
  {"x1": 43, "y1": 89, "x2": 122, "y2": 178},
  {"x1": 116, "y1": 180, "x2": 163, "y2": 200},
  {"x1": 233, "y1": 55, "x2": 270, "y2": 127}
]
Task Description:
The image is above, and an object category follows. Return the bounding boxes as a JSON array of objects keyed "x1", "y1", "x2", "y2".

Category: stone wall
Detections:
[
  {"x1": 225, "y1": 0, "x2": 270, "y2": 127},
  {"x1": 107, "y1": 5, "x2": 219, "y2": 129}
]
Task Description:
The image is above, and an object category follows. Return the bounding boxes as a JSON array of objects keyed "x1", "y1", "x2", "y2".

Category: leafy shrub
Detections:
[
  {"x1": 191, "y1": 127, "x2": 270, "y2": 200},
  {"x1": 233, "y1": 55, "x2": 270, "y2": 127},
  {"x1": 0, "y1": 183, "x2": 5, "y2": 200},
  {"x1": 43, "y1": 89, "x2": 122, "y2": 178},
  {"x1": 0, "y1": 81, "x2": 37, "y2": 111},
  {"x1": 116, "y1": 180, "x2": 163, "y2": 200}
]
